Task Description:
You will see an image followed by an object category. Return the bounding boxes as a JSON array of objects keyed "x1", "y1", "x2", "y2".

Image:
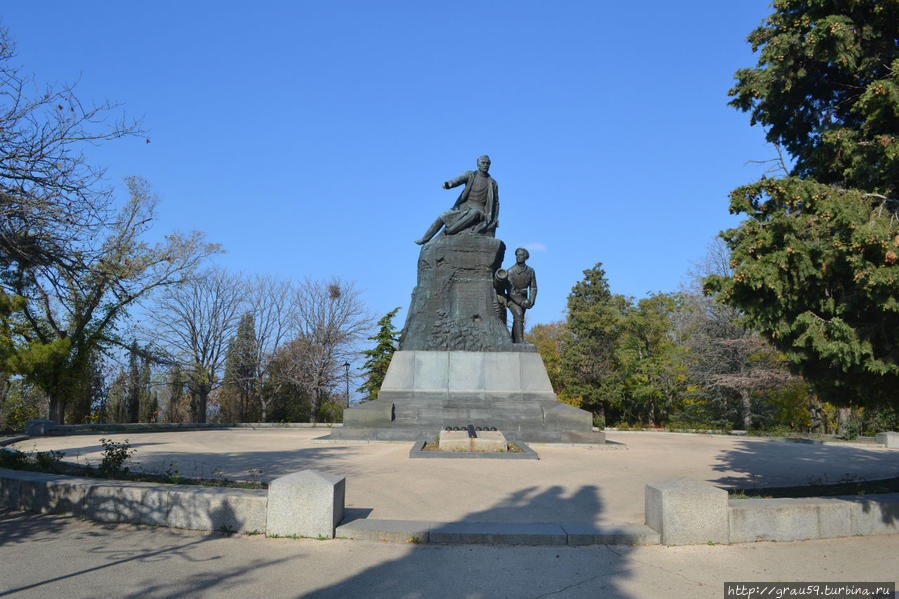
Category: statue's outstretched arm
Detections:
[{"x1": 443, "y1": 171, "x2": 471, "y2": 190}]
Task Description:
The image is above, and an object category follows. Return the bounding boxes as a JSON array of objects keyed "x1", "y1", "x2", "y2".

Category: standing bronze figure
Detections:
[{"x1": 495, "y1": 247, "x2": 538, "y2": 343}]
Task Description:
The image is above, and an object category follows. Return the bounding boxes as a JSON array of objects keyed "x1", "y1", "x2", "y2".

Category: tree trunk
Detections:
[
  {"x1": 740, "y1": 389, "x2": 752, "y2": 430},
  {"x1": 808, "y1": 395, "x2": 823, "y2": 433},
  {"x1": 197, "y1": 389, "x2": 208, "y2": 423},
  {"x1": 837, "y1": 407, "x2": 850, "y2": 437},
  {"x1": 48, "y1": 396, "x2": 65, "y2": 425},
  {"x1": 310, "y1": 389, "x2": 320, "y2": 424},
  {"x1": 647, "y1": 397, "x2": 655, "y2": 427}
]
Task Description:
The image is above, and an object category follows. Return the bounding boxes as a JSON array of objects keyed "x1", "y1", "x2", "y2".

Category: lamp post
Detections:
[{"x1": 343, "y1": 361, "x2": 350, "y2": 408}]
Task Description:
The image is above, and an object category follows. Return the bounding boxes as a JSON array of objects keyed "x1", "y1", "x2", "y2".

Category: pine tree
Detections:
[
  {"x1": 560, "y1": 264, "x2": 629, "y2": 426},
  {"x1": 165, "y1": 365, "x2": 185, "y2": 423},
  {"x1": 707, "y1": 0, "x2": 899, "y2": 408},
  {"x1": 222, "y1": 313, "x2": 259, "y2": 421},
  {"x1": 126, "y1": 341, "x2": 141, "y2": 423},
  {"x1": 138, "y1": 358, "x2": 155, "y2": 423},
  {"x1": 356, "y1": 307, "x2": 401, "y2": 401},
  {"x1": 107, "y1": 369, "x2": 127, "y2": 424}
]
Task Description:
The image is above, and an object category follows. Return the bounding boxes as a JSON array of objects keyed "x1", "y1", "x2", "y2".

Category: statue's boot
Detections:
[
  {"x1": 415, "y1": 219, "x2": 444, "y2": 245},
  {"x1": 512, "y1": 318, "x2": 525, "y2": 344}
]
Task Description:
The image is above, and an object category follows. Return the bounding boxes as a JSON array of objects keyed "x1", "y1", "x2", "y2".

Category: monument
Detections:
[{"x1": 333, "y1": 156, "x2": 604, "y2": 444}]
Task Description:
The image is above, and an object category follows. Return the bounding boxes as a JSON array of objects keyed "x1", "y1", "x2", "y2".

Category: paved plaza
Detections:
[
  {"x1": 1, "y1": 509, "x2": 897, "y2": 598},
  {"x1": 13, "y1": 430, "x2": 899, "y2": 527}
]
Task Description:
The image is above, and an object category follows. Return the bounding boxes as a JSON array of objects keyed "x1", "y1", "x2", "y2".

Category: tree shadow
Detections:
[
  {"x1": 712, "y1": 439, "x2": 899, "y2": 527},
  {"x1": 23, "y1": 439, "x2": 363, "y2": 483},
  {"x1": 710, "y1": 439, "x2": 899, "y2": 489},
  {"x1": 305, "y1": 484, "x2": 641, "y2": 598},
  {"x1": 0, "y1": 513, "x2": 297, "y2": 599},
  {"x1": 0, "y1": 509, "x2": 70, "y2": 547}
]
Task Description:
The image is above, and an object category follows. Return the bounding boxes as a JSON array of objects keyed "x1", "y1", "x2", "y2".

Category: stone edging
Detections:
[
  {"x1": 645, "y1": 478, "x2": 899, "y2": 545},
  {"x1": 0, "y1": 467, "x2": 343, "y2": 539},
  {"x1": 2, "y1": 467, "x2": 898, "y2": 546},
  {"x1": 24, "y1": 420, "x2": 342, "y2": 437}
]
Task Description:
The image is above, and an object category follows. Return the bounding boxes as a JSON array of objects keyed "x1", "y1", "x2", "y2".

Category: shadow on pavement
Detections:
[
  {"x1": 710, "y1": 438, "x2": 899, "y2": 489},
  {"x1": 0, "y1": 510, "x2": 295, "y2": 599},
  {"x1": 34, "y1": 439, "x2": 362, "y2": 483},
  {"x1": 712, "y1": 439, "x2": 899, "y2": 528},
  {"x1": 303, "y1": 484, "x2": 639, "y2": 599}
]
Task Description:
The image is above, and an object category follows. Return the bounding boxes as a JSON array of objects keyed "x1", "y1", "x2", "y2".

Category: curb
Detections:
[
  {"x1": 0, "y1": 436, "x2": 28, "y2": 447},
  {"x1": 336, "y1": 519, "x2": 661, "y2": 546},
  {"x1": 2, "y1": 467, "x2": 898, "y2": 546}
]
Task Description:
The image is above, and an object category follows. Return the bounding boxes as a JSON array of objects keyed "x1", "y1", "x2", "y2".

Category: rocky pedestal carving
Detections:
[{"x1": 399, "y1": 234, "x2": 528, "y2": 352}]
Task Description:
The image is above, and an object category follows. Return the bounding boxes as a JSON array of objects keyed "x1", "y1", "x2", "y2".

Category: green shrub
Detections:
[
  {"x1": 99, "y1": 438, "x2": 135, "y2": 477},
  {"x1": 0, "y1": 448, "x2": 28, "y2": 469},
  {"x1": 34, "y1": 450, "x2": 64, "y2": 471}
]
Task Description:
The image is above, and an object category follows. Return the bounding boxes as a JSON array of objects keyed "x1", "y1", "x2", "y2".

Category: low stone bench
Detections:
[
  {"x1": 0, "y1": 467, "x2": 346, "y2": 538},
  {"x1": 645, "y1": 478, "x2": 899, "y2": 545}
]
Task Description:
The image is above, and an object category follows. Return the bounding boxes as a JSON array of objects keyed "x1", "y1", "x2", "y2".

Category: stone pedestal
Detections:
[
  {"x1": 334, "y1": 350, "x2": 604, "y2": 444},
  {"x1": 331, "y1": 232, "x2": 604, "y2": 445}
]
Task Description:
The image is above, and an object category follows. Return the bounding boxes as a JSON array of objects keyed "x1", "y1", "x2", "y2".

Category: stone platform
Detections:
[{"x1": 331, "y1": 350, "x2": 605, "y2": 444}]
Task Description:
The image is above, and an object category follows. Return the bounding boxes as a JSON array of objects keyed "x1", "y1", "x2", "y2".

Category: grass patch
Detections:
[{"x1": 730, "y1": 476, "x2": 899, "y2": 498}]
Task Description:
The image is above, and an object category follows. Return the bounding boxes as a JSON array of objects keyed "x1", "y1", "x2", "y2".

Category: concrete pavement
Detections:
[
  {"x1": 1, "y1": 509, "x2": 896, "y2": 598},
  {"x1": 13, "y1": 430, "x2": 899, "y2": 527}
]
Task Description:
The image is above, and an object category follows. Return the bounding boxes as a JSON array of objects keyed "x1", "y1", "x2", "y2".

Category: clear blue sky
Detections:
[{"x1": 3, "y1": 1, "x2": 775, "y2": 329}]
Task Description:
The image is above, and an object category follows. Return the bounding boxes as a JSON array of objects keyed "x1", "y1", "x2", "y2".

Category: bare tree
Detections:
[
  {"x1": 0, "y1": 26, "x2": 142, "y2": 277},
  {"x1": 6, "y1": 178, "x2": 217, "y2": 423},
  {"x1": 245, "y1": 275, "x2": 294, "y2": 422},
  {"x1": 146, "y1": 268, "x2": 245, "y2": 422},
  {"x1": 283, "y1": 278, "x2": 371, "y2": 423},
  {"x1": 680, "y1": 237, "x2": 801, "y2": 429}
]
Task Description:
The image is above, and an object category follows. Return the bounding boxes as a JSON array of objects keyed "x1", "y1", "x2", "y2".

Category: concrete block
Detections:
[
  {"x1": 542, "y1": 402, "x2": 593, "y2": 431},
  {"x1": 519, "y1": 353, "x2": 555, "y2": 398},
  {"x1": 413, "y1": 352, "x2": 449, "y2": 391},
  {"x1": 342, "y1": 399, "x2": 393, "y2": 427},
  {"x1": 266, "y1": 470, "x2": 345, "y2": 539},
  {"x1": 843, "y1": 494, "x2": 899, "y2": 536},
  {"x1": 24, "y1": 419, "x2": 54, "y2": 436},
  {"x1": 0, "y1": 469, "x2": 21, "y2": 509},
  {"x1": 562, "y1": 523, "x2": 661, "y2": 546},
  {"x1": 483, "y1": 353, "x2": 521, "y2": 395},
  {"x1": 84, "y1": 482, "x2": 172, "y2": 525},
  {"x1": 438, "y1": 430, "x2": 471, "y2": 451},
  {"x1": 167, "y1": 486, "x2": 267, "y2": 533},
  {"x1": 875, "y1": 432, "x2": 899, "y2": 448},
  {"x1": 18, "y1": 474, "x2": 91, "y2": 516},
  {"x1": 448, "y1": 352, "x2": 484, "y2": 393},
  {"x1": 471, "y1": 430, "x2": 507, "y2": 452},
  {"x1": 645, "y1": 479, "x2": 728, "y2": 545},
  {"x1": 336, "y1": 519, "x2": 435, "y2": 543},
  {"x1": 728, "y1": 497, "x2": 851, "y2": 543},
  {"x1": 429, "y1": 522, "x2": 567, "y2": 545},
  {"x1": 437, "y1": 430, "x2": 508, "y2": 452},
  {"x1": 380, "y1": 351, "x2": 414, "y2": 392}
]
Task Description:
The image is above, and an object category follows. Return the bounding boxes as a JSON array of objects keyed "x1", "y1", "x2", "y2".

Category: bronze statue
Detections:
[
  {"x1": 495, "y1": 247, "x2": 537, "y2": 343},
  {"x1": 415, "y1": 155, "x2": 499, "y2": 245}
]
